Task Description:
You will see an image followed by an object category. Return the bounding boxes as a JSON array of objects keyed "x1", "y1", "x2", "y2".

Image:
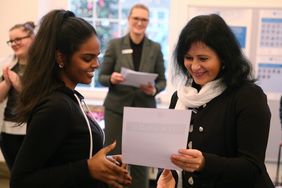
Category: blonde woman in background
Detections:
[
  {"x1": 98, "y1": 4, "x2": 166, "y2": 188},
  {"x1": 0, "y1": 21, "x2": 35, "y2": 171}
]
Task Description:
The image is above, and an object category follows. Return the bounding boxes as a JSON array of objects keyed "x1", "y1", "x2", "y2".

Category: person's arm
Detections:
[
  {"x1": 153, "y1": 43, "x2": 166, "y2": 94},
  {"x1": 140, "y1": 43, "x2": 166, "y2": 96},
  {"x1": 157, "y1": 169, "x2": 176, "y2": 188},
  {"x1": 0, "y1": 66, "x2": 11, "y2": 102},
  {"x1": 98, "y1": 40, "x2": 118, "y2": 87},
  {"x1": 197, "y1": 85, "x2": 271, "y2": 186},
  {"x1": 0, "y1": 81, "x2": 10, "y2": 102},
  {"x1": 7, "y1": 69, "x2": 22, "y2": 92},
  {"x1": 87, "y1": 142, "x2": 131, "y2": 187}
]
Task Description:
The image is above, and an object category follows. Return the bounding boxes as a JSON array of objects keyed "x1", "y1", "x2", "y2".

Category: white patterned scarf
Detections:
[{"x1": 175, "y1": 79, "x2": 226, "y2": 110}]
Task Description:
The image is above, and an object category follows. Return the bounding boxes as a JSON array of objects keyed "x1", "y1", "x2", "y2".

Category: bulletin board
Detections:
[{"x1": 185, "y1": 1, "x2": 282, "y2": 95}]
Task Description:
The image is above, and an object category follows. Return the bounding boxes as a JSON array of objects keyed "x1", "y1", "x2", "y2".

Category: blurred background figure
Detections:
[
  {"x1": 98, "y1": 3, "x2": 166, "y2": 188},
  {"x1": 0, "y1": 21, "x2": 35, "y2": 171}
]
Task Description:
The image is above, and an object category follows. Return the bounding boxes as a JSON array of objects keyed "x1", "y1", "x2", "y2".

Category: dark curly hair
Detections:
[{"x1": 173, "y1": 14, "x2": 255, "y2": 89}]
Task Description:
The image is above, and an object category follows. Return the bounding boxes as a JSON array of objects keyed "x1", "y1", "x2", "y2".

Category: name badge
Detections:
[{"x1": 122, "y1": 49, "x2": 133, "y2": 54}]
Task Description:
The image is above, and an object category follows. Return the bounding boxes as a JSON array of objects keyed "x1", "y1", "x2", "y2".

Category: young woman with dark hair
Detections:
[{"x1": 10, "y1": 9, "x2": 131, "y2": 188}]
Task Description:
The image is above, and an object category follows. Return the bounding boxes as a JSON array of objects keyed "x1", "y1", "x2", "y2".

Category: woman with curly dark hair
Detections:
[{"x1": 157, "y1": 14, "x2": 274, "y2": 188}]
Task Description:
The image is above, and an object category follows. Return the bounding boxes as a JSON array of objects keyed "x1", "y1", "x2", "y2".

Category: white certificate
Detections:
[
  {"x1": 122, "y1": 107, "x2": 191, "y2": 170},
  {"x1": 120, "y1": 67, "x2": 158, "y2": 88}
]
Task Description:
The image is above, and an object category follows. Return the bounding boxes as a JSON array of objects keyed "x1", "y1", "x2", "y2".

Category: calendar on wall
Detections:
[
  {"x1": 257, "y1": 62, "x2": 282, "y2": 93},
  {"x1": 260, "y1": 18, "x2": 282, "y2": 48},
  {"x1": 257, "y1": 10, "x2": 282, "y2": 55},
  {"x1": 256, "y1": 9, "x2": 282, "y2": 93}
]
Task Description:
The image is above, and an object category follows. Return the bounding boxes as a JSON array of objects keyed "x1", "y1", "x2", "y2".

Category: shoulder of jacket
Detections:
[
  {"x1": 145, "y1": 36, "x2": 160, "y2": 46},
  {"x1": 237, "y1": 82, "x2": 264, "y2": 96}
]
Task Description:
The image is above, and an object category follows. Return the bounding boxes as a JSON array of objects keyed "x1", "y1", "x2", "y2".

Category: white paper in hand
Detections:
[
  {"x1": 120, "y1": 67, "x2": 158, "y2": 87},
  {"x1": 122, "y1": 107, "x2": 191, "y2": 170}
]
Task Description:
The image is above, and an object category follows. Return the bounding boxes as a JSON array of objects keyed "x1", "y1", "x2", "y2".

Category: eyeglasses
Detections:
[
  {"x1": 6, "y1": 35, "x2": 31, "y2": 46},
  {"x1": 131, "y1": 16, "x2": 149, "y2": 23}
]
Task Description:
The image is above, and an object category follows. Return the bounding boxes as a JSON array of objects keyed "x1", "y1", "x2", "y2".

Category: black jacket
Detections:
[
  {"x1": 159, "y1": 83, "x2": 274, "y2": 188},
  {"x1": 10, "y1": 86, "x2": 107, "y2": 188}
]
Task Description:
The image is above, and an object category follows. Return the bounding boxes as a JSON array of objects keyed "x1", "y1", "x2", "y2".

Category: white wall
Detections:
[
  {"x1": 0, "y1": 1, "x2": 38, "y2": 58},
  {"x1": 0, "y1": 0, "x2": 68, "y2": 59}
]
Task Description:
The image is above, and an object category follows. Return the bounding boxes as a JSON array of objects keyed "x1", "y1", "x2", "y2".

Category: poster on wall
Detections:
[{"x1": 256, "y1": 9, "x2": 282, "y2": 93}]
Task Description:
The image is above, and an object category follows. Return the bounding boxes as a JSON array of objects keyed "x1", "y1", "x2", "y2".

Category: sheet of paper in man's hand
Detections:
[
  {"x1": 120, "y1": 67, "x2": 158, "y2": 87},
  {"x1": 122, "y1": 107, "x2": 191, "y2": 170}
]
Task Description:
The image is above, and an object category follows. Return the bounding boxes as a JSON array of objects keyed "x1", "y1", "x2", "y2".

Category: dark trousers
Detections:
[
  {"x1": 128, "y1": 164, "x2": 149, "y2": 188},
  {"x1": 0, "y1": 133, "x2": 25, "y2": 171},
  {"x1": 104, "y1": 109, "x2": 149, "y2": 188}
]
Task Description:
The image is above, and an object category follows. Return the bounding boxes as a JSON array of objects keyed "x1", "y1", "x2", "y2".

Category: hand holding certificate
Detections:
[
  {"x1": 120, "y1": 67, "x2": 158, "y2": 87},
  {"x1": 122, "y1": 107, "x2": 191, "y2": 170}
]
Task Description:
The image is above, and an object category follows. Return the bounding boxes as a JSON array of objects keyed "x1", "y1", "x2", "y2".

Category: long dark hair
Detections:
[
  {"x1": 173, "y1": 14, "x2": 255, "y2": 89},
  {"x1": 16, "y1": 9, "x2": 97, "y2": 123}
]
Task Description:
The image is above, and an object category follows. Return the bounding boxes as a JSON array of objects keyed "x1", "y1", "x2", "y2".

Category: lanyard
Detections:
[{"x1": 74, "y1": 93, "x2": 93, "y2": 159}]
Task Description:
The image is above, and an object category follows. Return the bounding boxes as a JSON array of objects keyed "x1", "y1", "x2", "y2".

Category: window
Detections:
[{"x1": 69, "y1": 0, "x2": 170, "y2": 89}]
